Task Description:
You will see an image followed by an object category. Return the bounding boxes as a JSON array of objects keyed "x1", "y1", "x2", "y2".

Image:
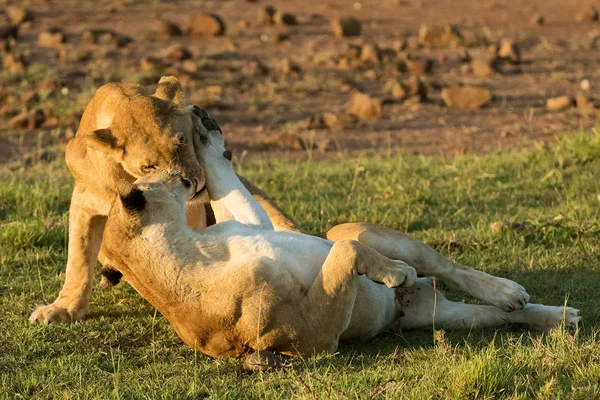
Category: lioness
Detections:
[
  {"x1": 100, "y1": 125, "x2": 581, "y2": 359},
  {"x1": 28, "y1": 76, "x2": 571, "y2": 327}
]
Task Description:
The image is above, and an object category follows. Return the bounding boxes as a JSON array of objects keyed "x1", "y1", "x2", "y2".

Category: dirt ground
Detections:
[{"x1": 1, "y1": 0, "x2": 599, "y2": 164}]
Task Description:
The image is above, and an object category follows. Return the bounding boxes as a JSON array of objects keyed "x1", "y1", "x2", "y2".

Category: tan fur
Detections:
[{"x1": 98, "y1": 128, "x2": 580, "y2": 360}]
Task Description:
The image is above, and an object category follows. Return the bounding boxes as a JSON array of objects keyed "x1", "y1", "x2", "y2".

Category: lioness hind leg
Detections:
[
  {"x1": 294, "y1": 240, "x2": 415, "y2": 355},
  {"x1": 395, "y1": 279, "x2": 582, "y2": 330},
  {"x1": 324, "y1": 223, "x2": 529, "y2": 312}
]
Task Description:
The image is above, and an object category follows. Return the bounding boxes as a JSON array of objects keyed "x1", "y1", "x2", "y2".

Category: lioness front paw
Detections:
[
  {"x1": 484, "y1": 277, "x2": 530, "y2": 312},
  {"x1": 190, "y1": 106, "x2": 230, "y2": 161},
  {"x1": 366, "y1": 260, "x2": 417, "y2": 288},
  {"x1": 29, "y1": 304, "x2": 83, "y2": 324}
]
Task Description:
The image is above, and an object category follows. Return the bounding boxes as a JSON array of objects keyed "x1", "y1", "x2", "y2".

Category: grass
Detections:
[{"x1": 1, "y1": 133, "x2": 600, "y2": 399}]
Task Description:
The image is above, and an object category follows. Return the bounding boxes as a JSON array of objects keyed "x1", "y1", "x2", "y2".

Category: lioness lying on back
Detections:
[{"x1": 101, "y1": 119, "x2": 582, "y2": 359}]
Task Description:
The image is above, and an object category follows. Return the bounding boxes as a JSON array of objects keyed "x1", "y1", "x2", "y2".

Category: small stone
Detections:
[
  {"x1": 6, "y1": 6, "x2": 32, "y2": 25},
  {"x1": 280, "y1": 58, "x2": 300, "y2": 75},
  {"x1": 331, "y1": 17, "x2": 361, "y2": 38},
  {"x1": 546, "y1": 96, "x2": 573, "y2": 111},
  {"x1": 242, "y1": 60, "x2": 270, "y2": 76},
  {"x1": 391, "y1": 82, "x2": 406, "y2": 99},
  {"x1": 441, "y1": 86, "x2": 492, "y2": 109},
  {"x1": 406, "y1": 59, "x2": 433, "y2": 75},
  {"x1": 188, "y1": 12, "x2": 226, "y2": 36},
  {"x1": 580, "y1": 79, "x2": 591, "y2": 92},
  {"x1": 402, "y1": 75, "x2": 427, "y2": 99},
  {"x1": 274, "y1": 12, "x2": 297, "y2": 26},
  {"x1": 263, "y1": 132, "x2": 304, "y2": 150},
  {"x1": 3, "y1": 52, "x2": 26, "y2": 74},
  {"x1": 259, "y1": 6, "x2": 277, "y2": 24},
  {"x1": 243, "y1": 351, "x2": 283, "y2": 372},
  {"x1": 497, "y1": 39, "x2": 520, "y2": 64},
  {"x1": 163, "y1": 45, "x2": 192, "y2": 63},
  {"x1": 38, "y1": 28, "x2": 66, "y2": 48},
  {"x1": 490, "y1": 221, "x2": 504, "y2": 234},
  {"x1": 392, "y1": 39, "x2": 407, "y2": 52},
  {"x1": 140, "y1": 56, "x2": 163, "y2": 72},
  {"x1": 359, "y1": 43, "x2": 381, "y2": 64},
  {"x1": 530, "y1": 14, "x2": 544, "y2": 25},
  {"x1": 182, "y1": 59, "x2": 198, "y2": 73},
  {"x1": 418, "y1": 24, "x2": 463, "y2": 47},
  {"x1": 155, "y1": 20, "x2": 183, "y2": 37},
  {"x1": 274, "y1": 32, "x2": 290, "y2": 43},
  {"x1": 575, "y1": 6, "x2": 599, "y2": 22},
  {"x1": 347, "y1": 91, "x2": 382, "y2": 121},
  {"x1": 576, "y1": 94, "x2": 593, "y2": 109},
  {"x1": 471, "y1": 58, "x2": 497, "y2": 77}
]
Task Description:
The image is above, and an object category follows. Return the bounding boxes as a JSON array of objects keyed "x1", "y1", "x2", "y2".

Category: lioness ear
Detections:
[
  {"x1": 118, "y1": 181, "x2": 146, "y2": 215},
  {"x1": 154, "y1": 76, "x2": 184, "y2": 107},
  {"x1": 86, "y1": 129, "x2": 124, "y2": 161}
]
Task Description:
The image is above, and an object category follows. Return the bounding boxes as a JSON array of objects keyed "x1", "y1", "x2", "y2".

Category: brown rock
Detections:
[
  {"x1": 546, "y1": 96, "x2": 573, "y2": 111},
  {"x1": 576, "y1": 94, "x2": 594, "y2": 109},
  {"x1": 140, "y1": 56, "x2": 163, "y2": 72},
  {"x1": 406, "y1": 59, "x2": 433, "y2": 75},
  {"x1": 3, "y1": 52, "x2": 26, "y2": 74},
  {"x1": 403, "y1": 75, "x2": 427, "y2": 99},
  {"x1": 391, "y1": 82, "x2": 406, "y2": 99},
  {"x1": 418, "y1": 24, "x2": 463, "y2": 47},
  {"x1": 242, "y1": 60, "x2": 270, "y2": 76},
  {"x1": 243, "y1": 351, "x2": 283, "y2": 372},
  {"x1": 188, "y1": 12, "x2": 226, "y2": 36},
  {"x1": 331, "y1": 17, "x2": 361, "y2": 38},
  {"x1": 6, "y1": 6, "x2": 32, "y2": 25},
  {"x1": 359, "y1": 43, "x2": 381, "y2": 64},
  {"x1": 497, "y1": 39, "x2": 520, "y2": 64},
  {"x1": 471, "y1": 58, "x2": 497, "y2": 77},
  {"x1": 441, "y1": 86, "x2": 492, "y2": 109},
  {"x1": 341, "y1": 43, "x2": 362, "y2": 60},
  {"x1": 0, "y1": 25, "x2": 18, "y2": 40},
  {"x1": 155, "y1": 20, "x2": 182, "y2": 37},
  {"x1": 21, "y1": 91, "x2": 40, "y2": 109},
  {"x1": 274, "y1": 12, "x2": 297, "y2": 26},
  {"x1": 9, "y1": 109, "x2": 45, "y2": 130},
  {"x1": 163, "y1": 45, "x2": 192, "y2": 63},
  {"x1": 530, "y1": 14, "x2": 545, "y2": 25},
  {"x1": 576, "y1": 6, "x2": 599, "y2": 22},
  {"x1": 280, "y1": 58, "x2": 301, "y2": 75},
  {"x1": 181, "y1": 59, "x2": 198, "y2": 73},
  {"x1": 348, "y1": 91, "x2": 382, "y2": 121},
  {"x1": 38, "y1": 28, "x2": 65, "y2": 48},
  {"x1": 259, "y1": 6, "x2": 277, "y2": 24}
]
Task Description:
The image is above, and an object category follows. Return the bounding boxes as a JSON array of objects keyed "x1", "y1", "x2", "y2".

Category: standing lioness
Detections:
[{"x1": 100, "y1": 126, "x2": 581, "y2": 359}]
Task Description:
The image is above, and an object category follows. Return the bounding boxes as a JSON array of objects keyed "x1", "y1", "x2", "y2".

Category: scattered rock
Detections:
[
  {"x1": 181, "y1": 59, "x2": 198, "y2": 73},
  {"x1": 418, "y1": 24, "x2": 463, "y2": 47},
  {"x1": 347, "y1": 91, "x2": 382, "y2": 121},
  {"x1": 242, "y1": 60, "x2": 270, "y2": 75},
  {"x1": 342, "y1": 43, "x2": 362, "y2": 60},
  {"x1": 0, "y1": 25, "x2": 18, "y2": 40},
  {"x1": 21, "y1": 91, "x2": 40, "y2": 109},
  {"x1": 391, "y1": 82, "x2": 406, "y2": 99},
  {"x1": 575, "y1": 6, "x2": 599, "y2": 22},
  {"x1": 188, "y1": 12, "x2": 226, "y2": 36},
  {"x1": 243, "y1": 351, "x2": 283, "y2": 372},
  {"x1": 3, "y1": 52, "x2": 26, "y2": 73},
  {"x1": 280, "y1": 58, "x2": 301, "y2": 75},
  {"x1": 155, "y1": 20, "x2": 183, "y2": 37},
  {"x1": 38, "y1": 28, "x2": 65, "y2": 48},
  {"x1": 274, "y1": 12, "x2": 297, "y2": 26},
  {"x1": 392, "y1": 39, "x2": 407, "y2": 52},
  {"x1": 6, "y1": 6, "x2": 32, "y2": 25},
  {"x1": 530, "y1": 14, "x2": 544, "y2": 25},
  {"x1": 259, "y1": 6, "x2": 277, "y2": 24},
  {"x1": 576, "y1": 94, "x2": 593, "y2": 109},
  {"x1": 581, "y1": 79, "x2": 591, "y2": 92},
  {"x1": 9, "y1": 109, "x2": 46, "y2": 130},
  {"x1": 471, "y1": 58, "x2": 497, "y2": 77},
  {"x1": 546, "y1": 96, "x2": 573, "y2": 111},
  {"x1": 496, "y1": 39, "x2": 520, "y2": 64},
  {"x1": 140, "y1": 55, "x2": 164, "y2": 72},
  {"x1": 162, "y1": 45, "x2": 192, "y2": 63},
  {"x1": 406, "y1": 59, "x2": 433, "y2": 75},
  {"x1": 331, "y1": 17, "x2": 361, "y2": 38},
  {"x1": 441, "y1": 86, "x2": 492, "y2": 109},
  {"x1": 359, "y1": 43, "x2": 381, "y2": 64}
]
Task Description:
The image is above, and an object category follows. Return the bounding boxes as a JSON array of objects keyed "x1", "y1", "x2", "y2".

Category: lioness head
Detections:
[{"x1": 82, "y1": 76, "x2": 207, "y2": 198}]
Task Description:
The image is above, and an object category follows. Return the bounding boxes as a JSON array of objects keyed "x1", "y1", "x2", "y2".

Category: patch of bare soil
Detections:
[{"x1": 1, "y1": 0, "x2": 599, "y2": 164}]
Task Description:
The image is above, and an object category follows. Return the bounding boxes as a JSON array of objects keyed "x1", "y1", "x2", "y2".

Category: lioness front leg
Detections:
[
  {"x1": 325, "y1": 223, "x2": 530, "y2": 312},
  {"x1": 292, "y1": 240, "x2": 416, "y2": 355},
  {"x1": 30, "y1": 192, "x2": 106, "y2": 324}
]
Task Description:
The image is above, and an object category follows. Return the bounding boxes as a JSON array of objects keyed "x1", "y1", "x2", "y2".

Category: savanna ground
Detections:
[{"x1": 1, "y1": 133, "x2": 600, "y2": 399}]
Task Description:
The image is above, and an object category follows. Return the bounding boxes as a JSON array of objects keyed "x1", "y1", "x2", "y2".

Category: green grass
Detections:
[{"x1": 1, "y1": 134, "x2": 600, "y2": 399}]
